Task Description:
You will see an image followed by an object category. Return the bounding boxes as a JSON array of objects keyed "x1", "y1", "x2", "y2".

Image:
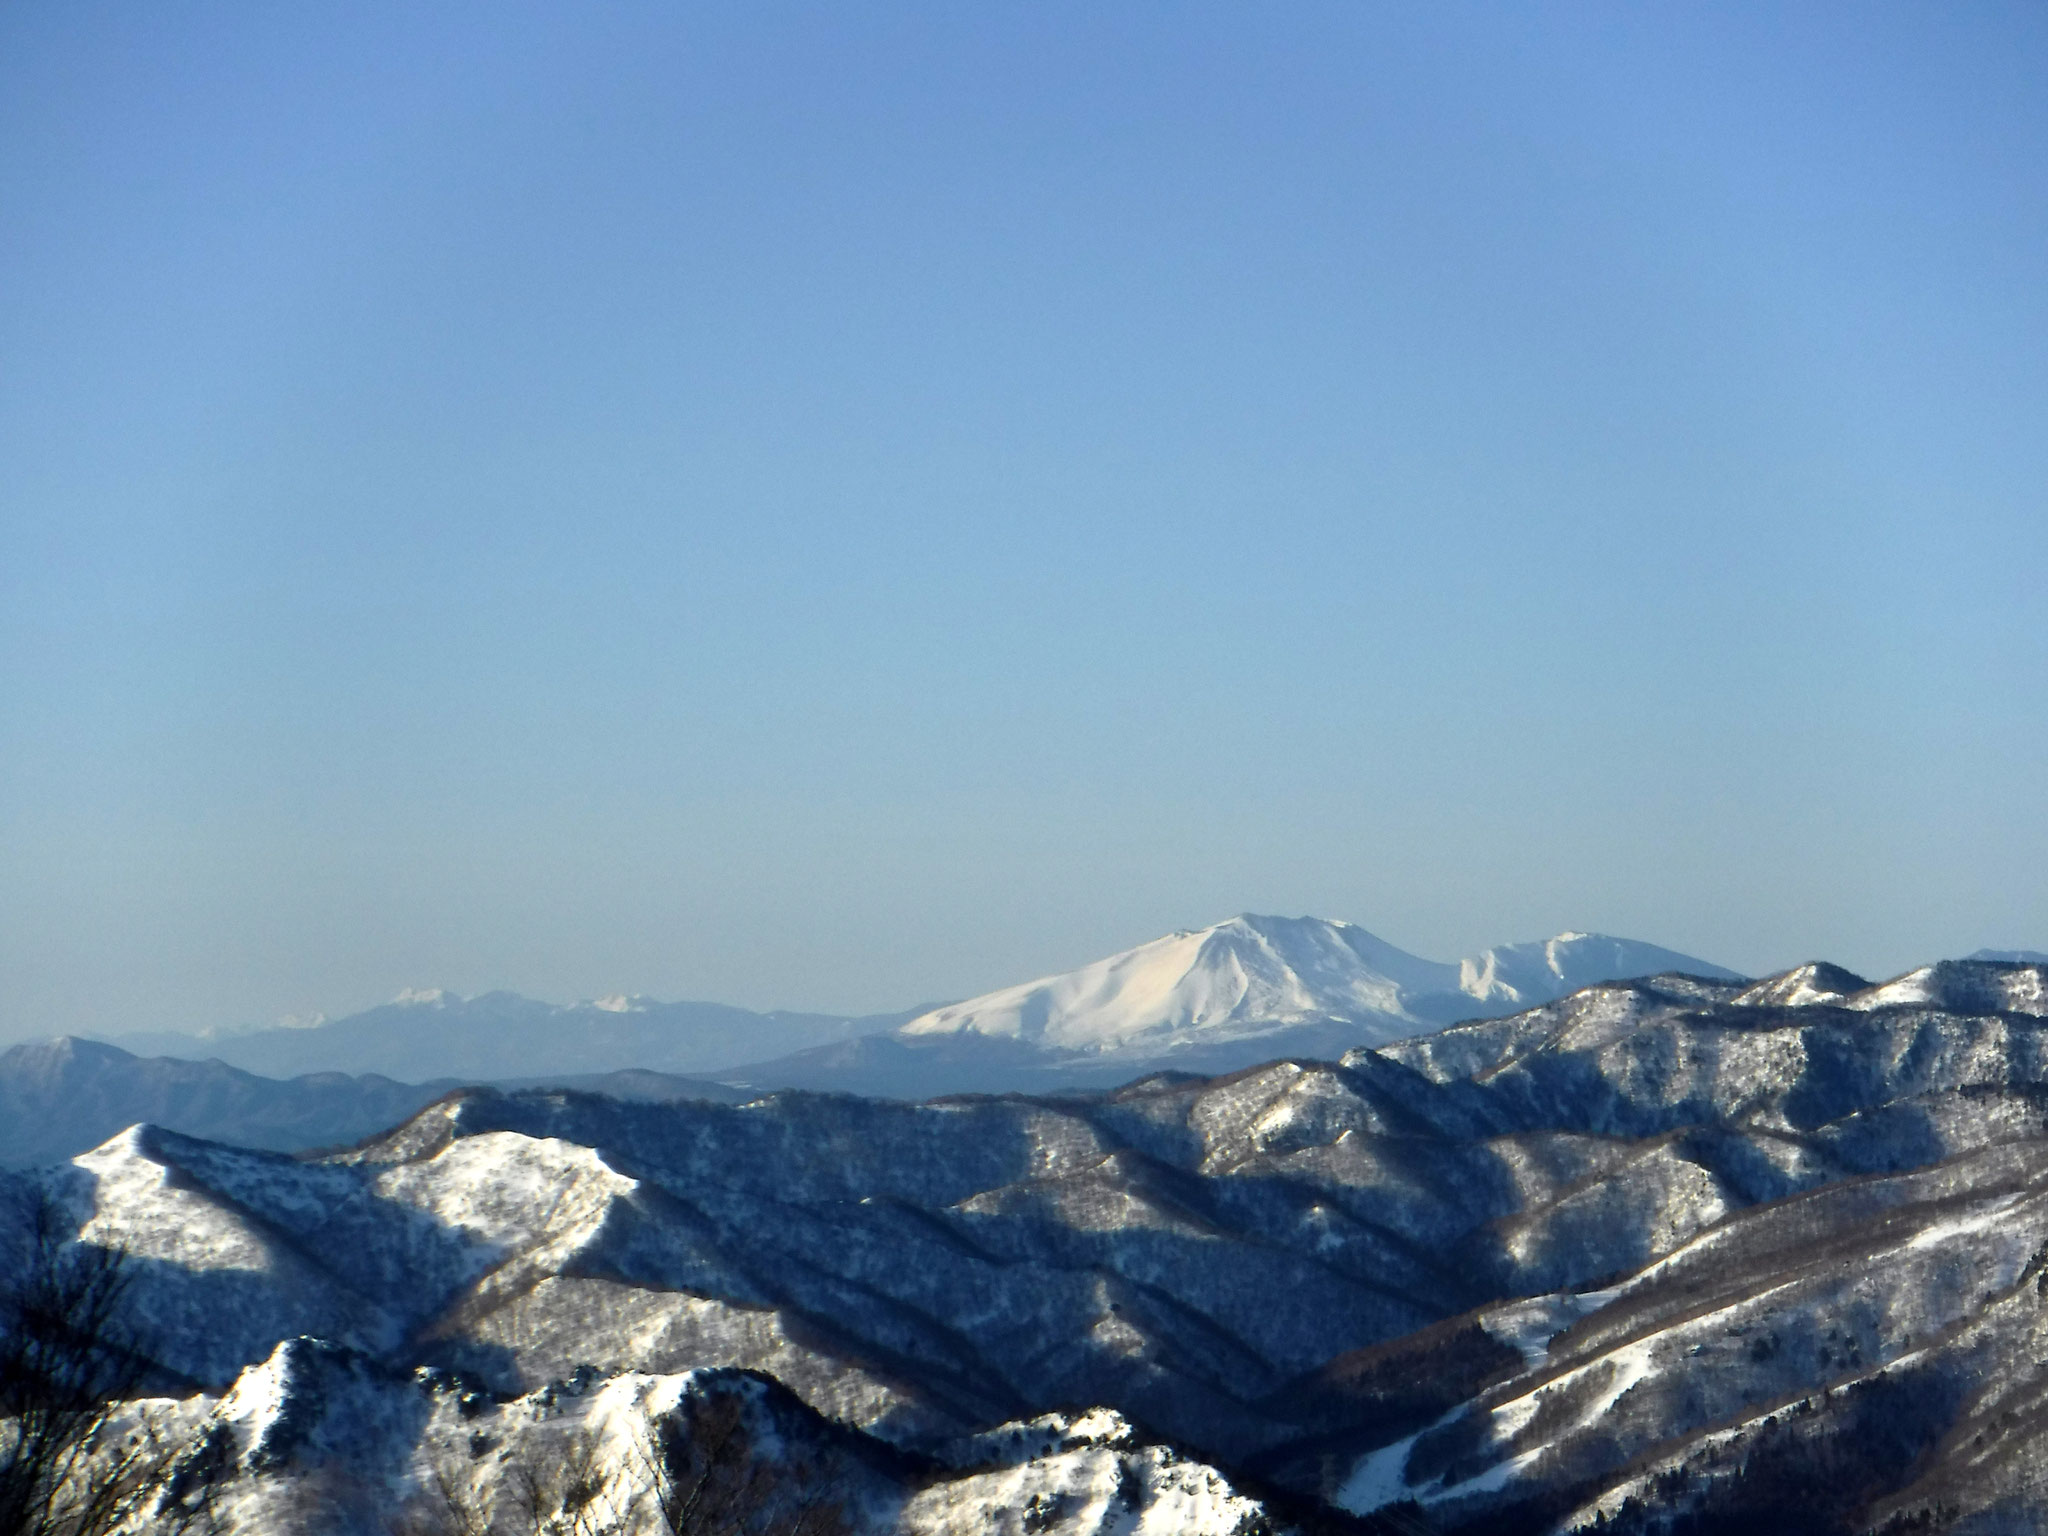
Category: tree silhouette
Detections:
[
  {"x1": 645, "y1": 1389, "x2": 845, "y2": 1536},
  {"x1": 0, "y1": 1191, "x2": 166, "y2": 1536}
]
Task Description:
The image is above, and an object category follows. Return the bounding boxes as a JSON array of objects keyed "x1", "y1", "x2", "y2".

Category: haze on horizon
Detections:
[{"x1": 2, "y1": 2, "x2": 2044, "y2": 1044}]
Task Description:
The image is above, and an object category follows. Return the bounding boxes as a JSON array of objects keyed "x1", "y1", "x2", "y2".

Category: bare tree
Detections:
[
  {"x1": 396, "y1": 1429, "x2": 636, "y2": 1536},
  {"x1": 392, "y1": 1380, "x2": 851, "y2": 1536},
  {"x1": 390, "y1": 1458, "x2": 497, "y2": 1536},
  {"x1": 501, "y1": 1430, "x2": 633, "y2": 1536},
  {"x1": 645, "y1": 1392, "x2": 845, "y2": 1536},
  {"x1": 0, "y1": 1191, "x2": 166, "y2": 1536}
]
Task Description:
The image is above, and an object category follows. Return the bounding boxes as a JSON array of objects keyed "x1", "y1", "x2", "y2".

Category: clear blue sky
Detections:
[{"x1": 3, "y1": 2, "x2": 2043, "y2": 1038}]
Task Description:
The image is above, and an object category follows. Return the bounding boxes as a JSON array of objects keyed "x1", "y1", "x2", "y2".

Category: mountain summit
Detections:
[
  {"x1": 718, "y1": 915, "x2": 1739, "y2": 1096},
  {"x1": 899, "y1": 915, "x2": 1444, "y2": 1052},
  {"x1": 898, "y1": 914, "x2": 1734, "y2": 1056}
]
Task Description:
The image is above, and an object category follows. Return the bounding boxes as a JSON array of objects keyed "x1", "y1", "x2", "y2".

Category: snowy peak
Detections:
[
  {"x1": 1458, "y1": 933, "x2": 1740, "y2": 1008},
  {"x1": 1732, "y1": 961, "x2": 1870, "y2": 1008},
  {"x1": 1726, "y1": 958, "x2": 2048, "y2": 1016},
  {"x1": 899, "y1": 916, "x2": 1449, "y2": 1053},
  {"x1": 1847, "y1": 958, "x2": 2048, "y2": 1017},
  {"x1": 896, "y1": 914, "x2": 1735, "y2": 1061}
]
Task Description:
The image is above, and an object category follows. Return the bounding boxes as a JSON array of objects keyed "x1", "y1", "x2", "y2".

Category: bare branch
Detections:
[{"x1": 1, "y1": 1189, "x2": 168, "y2": 1536}]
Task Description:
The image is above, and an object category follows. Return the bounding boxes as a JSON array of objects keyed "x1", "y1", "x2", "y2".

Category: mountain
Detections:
[
  {"x1": 87, "y1": 917, "x2": 1730, "y2": 1099},
  {"x1": 900, "y1": 915, "x2": 1455, "y2": 1050},
  {"x1": 82, "y1": 1348, "x2": 1287, "y2": 1535},
  {"x1": 899, "y1": 916, "x2": 1733, "y2": 1049},
  {"x1": 0, "y1": 1037, "x2": 457, "y2": 1168},
  {"x1": 0, "y1": 1036, "x2": 749, "y2": 1167},
  {"x1": 728, "y1": 914, "x2": 1738, "y2": 1095},
  {"x1": 105, "y1": 990, "x2": 921, "y2": 1082},
  {"x1": 16, "y1": 956, "x2": 2048, "y2": 1531},
  {"x1": 12, "y1": 916, "x2": 1728, "y2": 1162}
]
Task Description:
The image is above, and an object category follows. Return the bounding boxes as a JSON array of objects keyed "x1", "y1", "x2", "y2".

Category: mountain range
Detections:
[
  {"x1": 0, "y1": 1035, "x2": 750, "y2": 1168},
  {"x1": 725, "y1": 916, "x2": 1740, "y2": 1096},
  {"x1": 0, "y1": 916, "x2": 1743, "y2": 1165},
  {"x1": 105, "y1": 990, "x2": 924, "y2": 1082},
  {"x1": 12, "y1": 954, "x2": 2048, "y2": 1530},
  {"x1": 91, "y1": 915, "x2": 1736, "y2": 1099}
]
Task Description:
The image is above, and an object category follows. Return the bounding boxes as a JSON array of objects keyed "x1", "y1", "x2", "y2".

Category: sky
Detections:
[{"x1": 2, "y1": 2, "x2": 2044, "y2": 1040}]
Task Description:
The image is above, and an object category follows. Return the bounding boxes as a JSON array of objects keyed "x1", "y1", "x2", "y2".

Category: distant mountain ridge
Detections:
[
  {"x1": 106, "y1": 991, "x2": 922, "y2": 1082},
  {"x1": 91, "y1": 914, "x2": 1732, "y2": 1097},
  {"x1": 16, "y1": 936, "x2": 2033, "y2": 1166},
  {"x1": 729, "y1": 915, "x2": 1740, "y2": 1096},
  {"x1": 83, "y1": 918, "x2": 2038, "y2": 1110},
  {"x1": 899, "y1": 915, "x2": 1735, "y2": 1049},
  {"x1": 0, "y1": 1035, "x2": 747, "y2": 1168}
]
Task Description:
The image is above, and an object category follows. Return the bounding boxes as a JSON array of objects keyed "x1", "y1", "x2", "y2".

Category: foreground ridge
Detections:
[{"x1": 96, "y1": 1344, "x2": 1281, "y2": 1535}]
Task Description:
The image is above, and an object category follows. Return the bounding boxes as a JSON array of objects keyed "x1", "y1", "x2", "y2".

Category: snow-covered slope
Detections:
[
  {"x1": 899, "y1": 914, "x2": 1453, "y2": 1051},
  {"x1": 1453, "y1": 930, "x2": 1737, "y2": 1011},
  {"x1": 736, "y1": 914, "x2": 1744, "y2": 1094},
  {"x1": 18, "y1": 956, "x2": 2048, "y2": 1533},
  {"x1": 111, "y1": 1351, "x2": 1279, "y2": 1536},
  {"x1": 91, "y1": 916, "x2": 1733, "y2": 1101},
  {"x1": 900, "y1": 916, "x2": 1733, "y2": 1056}
]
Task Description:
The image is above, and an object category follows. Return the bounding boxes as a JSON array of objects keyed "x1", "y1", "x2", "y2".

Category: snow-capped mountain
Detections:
[
  {"x1": 81, "y1": 915, "x2": 1732, "y2": 1104},
  {"x1": 728, "y1": 915, "x2": 1737, "y2": 1095},
  {"x1": 899, "y1": 914, "x2": 1437, "y2": 1050},
  {"x1": 16, "y1": 956, "x2": 2048, "y2": 1532},
  {"x1": 1452, "y1": 929, "x2": 1737, "y2": 1010},
  {"x1": 903, "y1": 914, "x2": 1732, "y2": 1052}
]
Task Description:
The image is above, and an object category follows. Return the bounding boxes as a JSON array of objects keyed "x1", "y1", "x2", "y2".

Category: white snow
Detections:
[
  {"x1": 97, "y1": 1354, "x2": 1270, "y2": 1536},
  {"x1": 1481, "y1": 1292, "x2": 1607, "y2": 1364},
  {"x1": 372, "y1": 1131, "x2": 637, "y2": 1267},
  {"x1": 898, "y1": 914, "x2": 1725, "y2": 1056},
  {"x1": 1336, "y1": 1430, "x2": 1424, "y2": 1512},
  {"x1": 1849, "y1": 963, "x2": 2048, "y2": 1018},
  {"x1": 1462, "y1": 933, "x2": 1734, "y2": 1007},
  {"x1": 1905, "y1": 1191, "x2": 2028, "y2": 1250},
  {"x1": 900, "y1": 916, "x2": 1439, "y2": 1052},
  {"x1": 1853, "y1": 968, "x2": 1941, "y2": 1010},
  {"x1": 1338, "y1": 1335, "x2": 1661, "y2": 1515}
]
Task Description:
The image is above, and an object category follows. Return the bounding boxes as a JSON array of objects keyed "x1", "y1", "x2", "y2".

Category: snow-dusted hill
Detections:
[
  {"x1": 87, "y1": 915, "x2": 1729, "y2": 1101},
  {"x1": 730, "y1": 914, "x2": 1737, "y2": 1095},
  {"x1": 108, "y1": 1351, "x2": 1279, "y2": 1536},
  {"x1": 13, "y1": 956, "x2": 2048, "y2": 1531}
]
